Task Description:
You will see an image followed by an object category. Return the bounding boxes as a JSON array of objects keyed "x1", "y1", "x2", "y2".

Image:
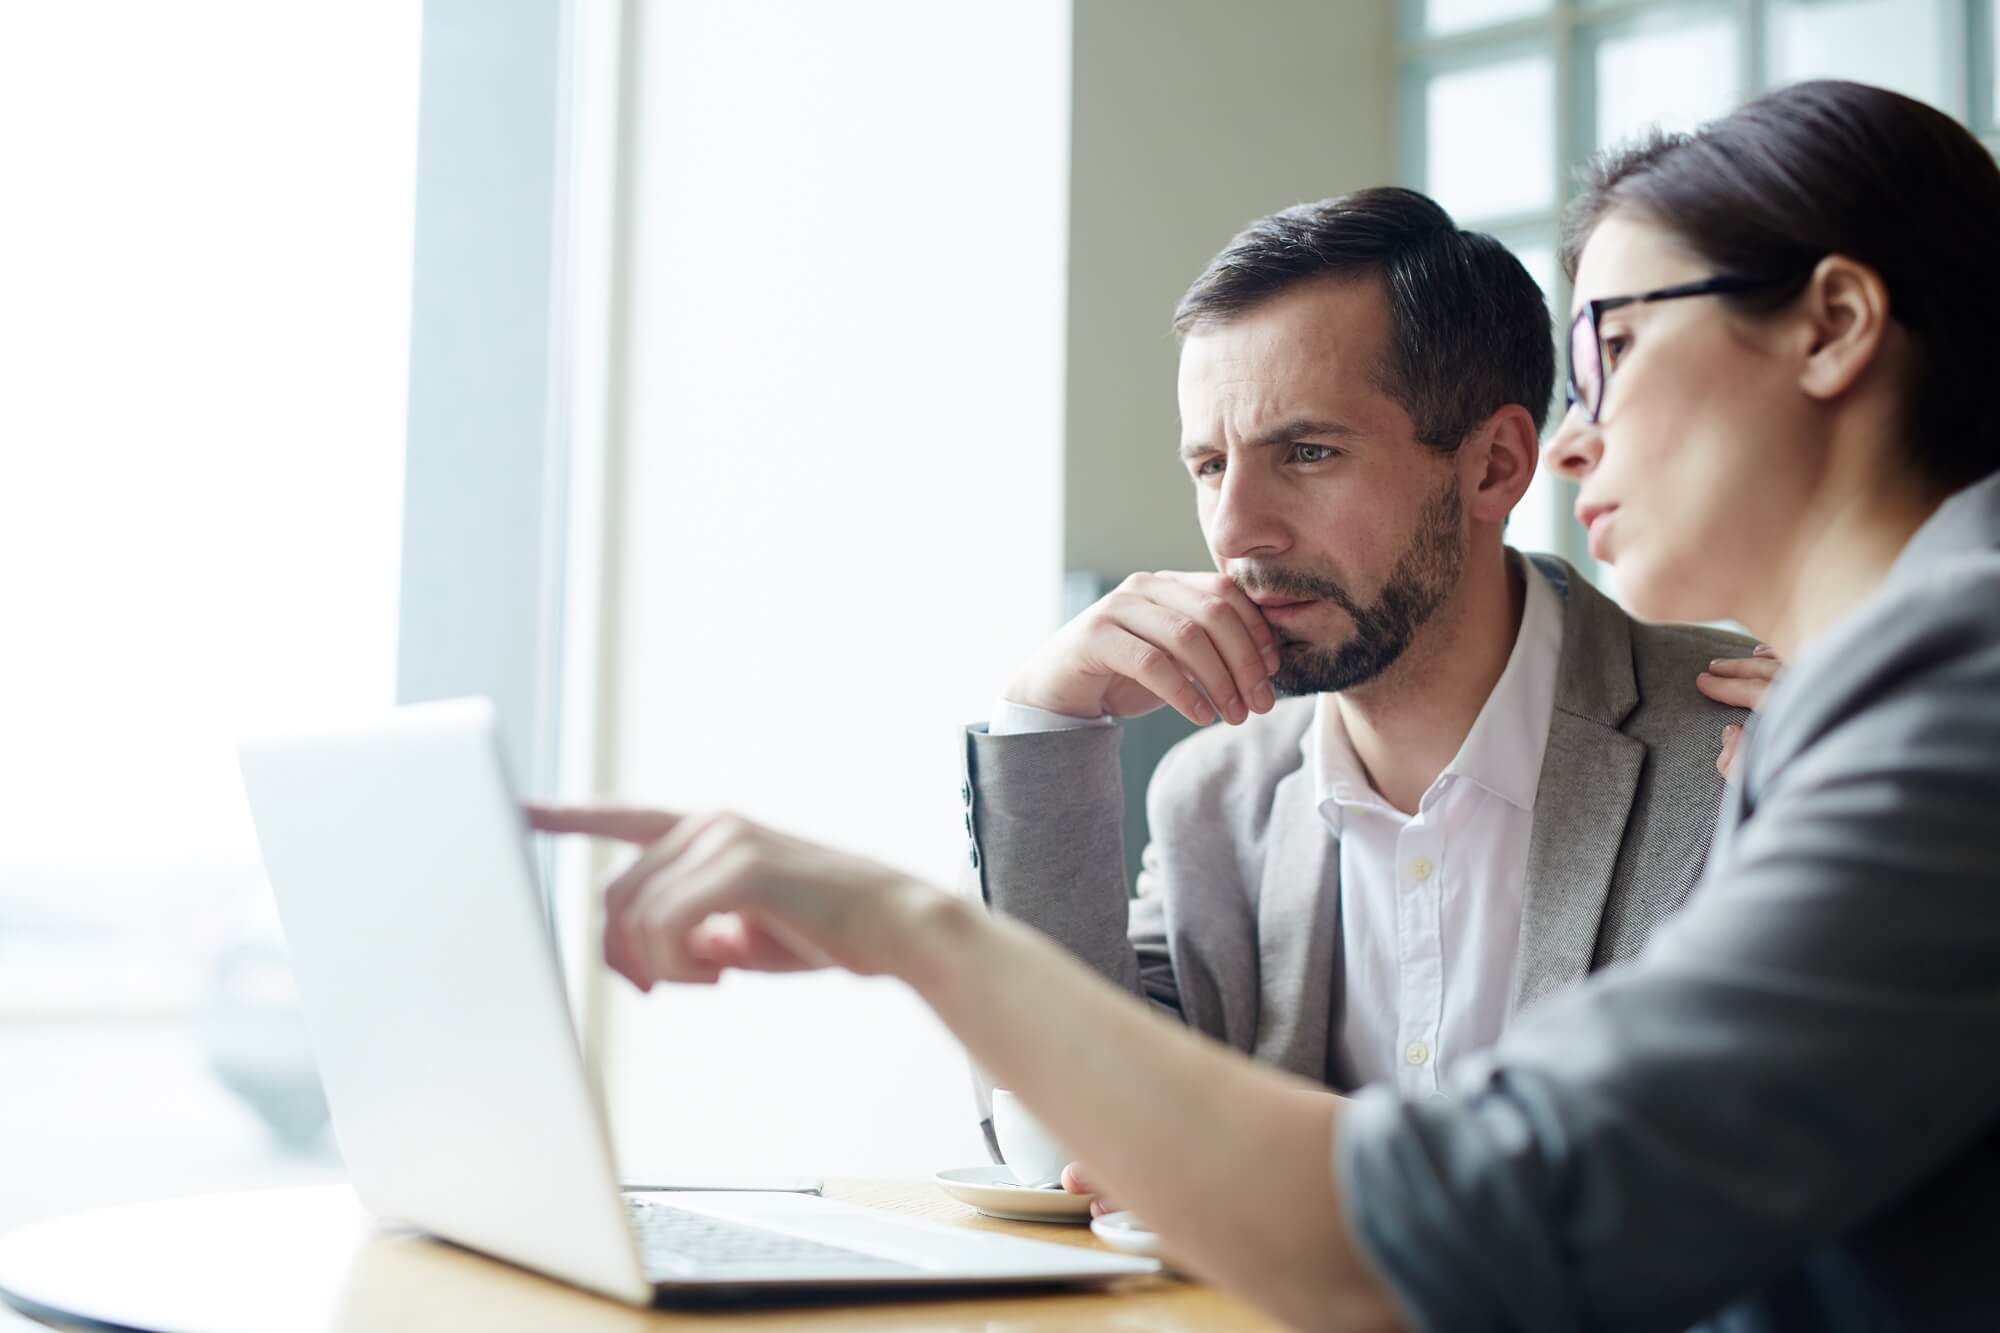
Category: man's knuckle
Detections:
[{"x1": 634, "y1": 890, "x2": 669, "y2": 928}]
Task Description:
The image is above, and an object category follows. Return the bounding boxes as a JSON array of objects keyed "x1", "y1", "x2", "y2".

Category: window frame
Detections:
[
  {"x1": 397, "y1": 0, "x2": 618, "y2": 1044},
  {"x1": 1396, "y1": 0, "x2": 1988, "y2": 579}
]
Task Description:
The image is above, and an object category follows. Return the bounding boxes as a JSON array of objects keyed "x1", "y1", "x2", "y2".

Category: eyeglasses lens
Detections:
[{"x1": 1568, "y1": 312, "x2": 1600, "y2": 418}]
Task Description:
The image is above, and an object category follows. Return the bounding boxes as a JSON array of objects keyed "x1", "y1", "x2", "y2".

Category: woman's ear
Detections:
[
  {"x1": 1464, "y1": 403, "x2": 1540, "y2": 527},
  {"x1": 1798, "y1": 254, "x2": 1892, "y2": 403}
]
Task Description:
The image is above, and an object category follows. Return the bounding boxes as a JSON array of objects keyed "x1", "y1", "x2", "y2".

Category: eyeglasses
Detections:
[{"x1": 1565, "y1": 274, "x2": 1786, "y2": 423}]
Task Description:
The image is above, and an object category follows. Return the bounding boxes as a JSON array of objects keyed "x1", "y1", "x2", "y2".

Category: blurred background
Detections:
[{"x1": 1, "y1": 0, "x2": 1992, "y2": 1233}]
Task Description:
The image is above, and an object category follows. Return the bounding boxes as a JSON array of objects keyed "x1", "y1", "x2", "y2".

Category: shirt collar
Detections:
[
  {"x1": 1448, "y1": 557, "x2": 1564, "y2": 811},
  {"x1": 1309, "y1": 555, "x2": 1566, "y2": 822},
  {"x1": 1309, "y1": 695, "x2": 1391, "y2": 833}
]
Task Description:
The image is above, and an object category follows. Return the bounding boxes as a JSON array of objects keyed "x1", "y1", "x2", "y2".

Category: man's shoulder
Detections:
[
  {"x1": 1626, "y1": 618, "x2": 1757, "y2": 696},
  {"x1": 1621, "y1": 618, "x2": 1753, "y2": 754},
  {"x1": 1562, "y1": 570, "x2": 1753, "y2": 733}
]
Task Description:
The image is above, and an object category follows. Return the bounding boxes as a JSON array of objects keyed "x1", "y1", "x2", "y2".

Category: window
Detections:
[
  {"x1": 1423, "y1": 50, "x2": 1559, "y2": 223},
  {"x1": 1975, "y1": 0, "x2": 2000, "y2": 138},
  {"x1": 1584, "y1": 7, "x2": 1742, "y2": 152},
  {"x1": 0, "y1": 2, "x2": 447, "y2": 1232},
  {"x1": 1399, "y1": 0, "x2": 1990, "y2": 584},
  {"x1": 1766, "y1": 0, "x2": 1954, "y2": 107},
  {"x1": 1408, "y1": 0, "x2": 1557, "y2": 38}
]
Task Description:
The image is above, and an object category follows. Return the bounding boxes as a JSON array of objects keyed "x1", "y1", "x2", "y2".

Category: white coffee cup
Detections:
[{"x1": 991, "y1": 1088, "x2": 1072, "y2": 1188}]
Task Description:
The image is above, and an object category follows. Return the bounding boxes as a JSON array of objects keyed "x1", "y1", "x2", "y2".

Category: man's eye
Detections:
[
  {"x1": 1290, "y1": 444, "x2": 1338, "y2": 464},
  {"x1": 1193, "y1": 457, "x2": 1224, "y2": 479}
]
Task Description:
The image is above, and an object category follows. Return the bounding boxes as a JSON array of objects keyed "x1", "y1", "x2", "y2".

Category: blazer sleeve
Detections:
[
  {"x1": 959, "y1": 723, "x2": 1185, "y2": 1161},
  {"x1": 962, "y1": 723, "x2": 1181, "y2": 1014},
  {"x1": 1336, "y1": 577, "x2": 2000, "y2": 1331}
]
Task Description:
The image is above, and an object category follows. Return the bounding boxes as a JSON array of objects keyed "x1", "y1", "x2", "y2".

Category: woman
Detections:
[{"x1": 534, "y1": 81, "x2": 2000, "y2": 1331}]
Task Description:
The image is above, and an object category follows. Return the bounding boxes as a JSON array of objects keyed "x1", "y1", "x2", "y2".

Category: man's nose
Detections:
[
  {"x1": 1541, "y1": 405, "x2": 1603, "y2": 483},
  {"x1": 1205, "y1": 465, "x2": 1290, "y2": 561}
]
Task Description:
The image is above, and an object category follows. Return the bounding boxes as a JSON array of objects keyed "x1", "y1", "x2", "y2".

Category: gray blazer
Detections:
[
  {"x1": 960, "y1": 554, "x2": 1751, "y2": 1099},
  {"x1": 1339, "y1": 475, "x2": 2000, "y2": 1332}
]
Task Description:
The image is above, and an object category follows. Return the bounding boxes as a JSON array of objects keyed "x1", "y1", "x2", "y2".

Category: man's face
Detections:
[{"x1": 1177, "y1": 275, "x2": 1467, "y2": 696}]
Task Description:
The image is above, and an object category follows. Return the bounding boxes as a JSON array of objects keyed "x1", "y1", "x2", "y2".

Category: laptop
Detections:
[{"x1": 236, "y1": 697, "x2": 1158, "y2": 1306}]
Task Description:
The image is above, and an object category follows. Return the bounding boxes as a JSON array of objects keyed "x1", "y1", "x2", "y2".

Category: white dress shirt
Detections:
[
  {"x1": 1320, "y1": 559, "x2": 1563, "y2": 1094},
  {"x1": 988, "y1": 559, "x2": 1564, "y2": 1095}
]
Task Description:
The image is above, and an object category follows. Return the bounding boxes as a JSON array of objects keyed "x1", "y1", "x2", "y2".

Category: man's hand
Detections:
[
  {"x1": 525, "y1": 803, "x2": 955, "y2": 990},
  {"x1": 1696, "y1": 645, "x2": 1782, "y2": 780},
  {"x1": 1003, "y1": 571, "x2": 1281, "y2": 726}
]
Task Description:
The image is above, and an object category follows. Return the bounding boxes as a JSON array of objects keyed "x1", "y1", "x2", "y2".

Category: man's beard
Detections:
[{"x1": 1239, "y1": 477, "x2": 1466, "y2": 696}]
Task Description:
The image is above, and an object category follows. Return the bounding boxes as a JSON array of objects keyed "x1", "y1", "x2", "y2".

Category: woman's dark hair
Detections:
[
  {"x1": 1176, "y1": 187, "x2": 1555, "y2": 453},
  {"x1": 1565, "y1": 79, "x2": 2000, "y2": 493}
]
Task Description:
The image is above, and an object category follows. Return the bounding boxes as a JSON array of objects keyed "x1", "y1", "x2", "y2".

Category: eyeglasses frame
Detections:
[{"x1": 1565, "y1": 274, "x2": 1789, "y2": 424}]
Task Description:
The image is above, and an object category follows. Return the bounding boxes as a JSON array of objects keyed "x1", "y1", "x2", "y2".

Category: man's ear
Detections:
[
  {"x1": 1463, "y1": 403, "x2": 1540, "y2": 526},
  {"x1": 1798, "y1": 255, "x2": 1892, "y2": 402}
]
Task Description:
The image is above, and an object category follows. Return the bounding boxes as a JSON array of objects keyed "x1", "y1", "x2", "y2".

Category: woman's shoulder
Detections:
[{"x1": 1755, "y1": 547, "x2": 2000, "y2": 779}]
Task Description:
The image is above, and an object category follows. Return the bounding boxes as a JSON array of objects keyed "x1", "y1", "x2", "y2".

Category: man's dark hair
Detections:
[
  {"x1": 1565, "y1": 80, "x2": 2000, "y2": 493},
  {"x1": 1173, "y1": 187, "x2": 1556, "y2": 452}
]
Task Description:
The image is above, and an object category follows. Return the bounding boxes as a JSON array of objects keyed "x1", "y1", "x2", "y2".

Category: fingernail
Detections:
[
  {"x1": 1708, "y1": 659, "x2": 1724, "y2": 670},
  {"x1": 1255, "y1": 681, "x2": 1274, "y2": 710},
  {"x1": 1752, "y1": 644, "x2": 1775, "y2": 657},
  {"x1": 1264, "y1": 646, "x2": 1281, "y2": 673},
  {"x1": 1724, "y1": 723, "x2": 1741, "y2": 737},
  {"x1": 1196, "y1": 699, "x2": 1213, "y2": 724}
]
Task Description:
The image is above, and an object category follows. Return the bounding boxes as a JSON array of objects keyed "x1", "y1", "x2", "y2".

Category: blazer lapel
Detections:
[
  {"x1": 1252, "y1": 760, "x2": 1341, "y2": 1081},
  {"x1": 1509, "y1": 558, "x2": 1646, "y2": 1014}
]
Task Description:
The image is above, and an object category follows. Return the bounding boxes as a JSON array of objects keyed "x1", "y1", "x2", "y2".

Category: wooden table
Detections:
[{"x1": 0, "y1": 1179, "x2": 1278, "y2": 1331}]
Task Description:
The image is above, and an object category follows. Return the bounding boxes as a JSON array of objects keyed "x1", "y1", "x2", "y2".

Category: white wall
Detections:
[
  {"x1": 594, "y1": 0, "x2": 1399, "y2": 1179},
  {"x1": 1064, "y1": 0, "x2": 1396, "y2": 577},
  {"x1": 598, "y1": 0, "x2": 1072, "y2": 1178}
]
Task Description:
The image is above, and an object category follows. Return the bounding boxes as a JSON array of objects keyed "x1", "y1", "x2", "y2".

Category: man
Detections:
[{"x1": 958, "y1": 188, "x2": 1749, "y2": 1153}]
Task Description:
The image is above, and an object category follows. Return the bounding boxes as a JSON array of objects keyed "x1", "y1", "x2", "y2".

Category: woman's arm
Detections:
[
  {"x1": 527, "y1": 803, "x2": 1403, "y2": 1333},
  {"x1": 909, "y1": 895, "x2": 1401, "y2": 1332}
]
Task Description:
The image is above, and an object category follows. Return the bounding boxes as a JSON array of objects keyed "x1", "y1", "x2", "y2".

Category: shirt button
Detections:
[
  {"x1": 1408, "y1": 857, "x2": 1434, "y2": 882},
  {"x1": 1405, "y1": 1040, "x2": 1430, "y2": 1067}
]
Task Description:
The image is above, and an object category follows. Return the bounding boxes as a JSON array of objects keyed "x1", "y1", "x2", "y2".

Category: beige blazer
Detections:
[{"x1": 959, "y1": 554, "x2": 1750, "y2": 1099}]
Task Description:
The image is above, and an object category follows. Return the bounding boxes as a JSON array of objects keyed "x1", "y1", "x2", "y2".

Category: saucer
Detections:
[
  {"x1": 1090, "y1": 1210, "x2": 1182, "y2": 1272},
  {"x1": 931, "y1": 1165, "x2": 1094, "y2": 1223}
]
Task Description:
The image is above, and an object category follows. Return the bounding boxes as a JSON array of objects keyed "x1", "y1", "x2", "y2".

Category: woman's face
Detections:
[{"x1": 1544, "y1": 214, "x2": 1818, "y2": 624}]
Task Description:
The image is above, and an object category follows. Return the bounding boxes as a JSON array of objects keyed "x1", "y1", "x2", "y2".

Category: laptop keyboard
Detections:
[{"x1": 628, "y1": 1198, "x2": 921, "y2": 1278}]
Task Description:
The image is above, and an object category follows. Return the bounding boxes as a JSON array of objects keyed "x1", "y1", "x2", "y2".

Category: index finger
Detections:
[
  {"x1": 1702, "y1": 655, "x2": 1781, "y2": 679},
  {"x1": 523, "y1": 802, "x2": 684, "y2": 845},
  {"x1": 1168, "y1": 572, "x2": 1280, "y2": 670}
]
